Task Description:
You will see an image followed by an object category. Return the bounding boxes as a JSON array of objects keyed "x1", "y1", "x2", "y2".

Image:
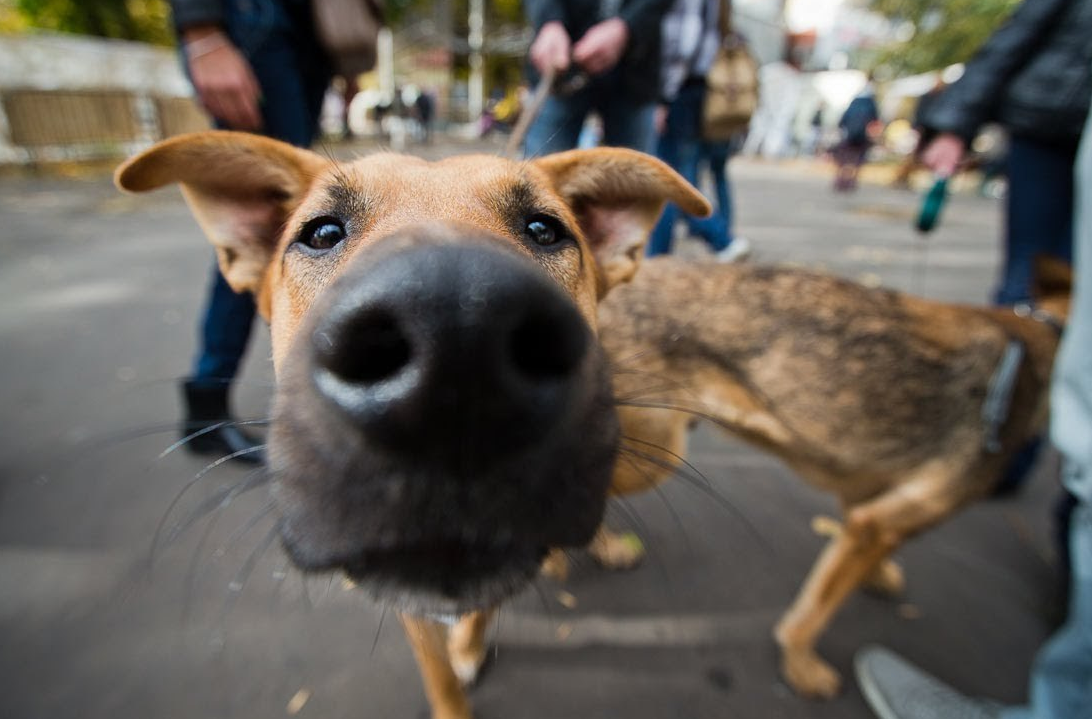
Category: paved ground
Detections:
[{"x1": 0, "y1": 135, "x2": 1063, "y2": 719}]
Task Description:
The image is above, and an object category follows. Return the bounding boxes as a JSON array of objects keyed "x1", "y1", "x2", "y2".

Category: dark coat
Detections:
[
  {"x1": 918, "y1": 0, "x2": 1092, "y2": 146},
  {"x1": 524, "y1": 0, "x2": 673, "y2": 104}
]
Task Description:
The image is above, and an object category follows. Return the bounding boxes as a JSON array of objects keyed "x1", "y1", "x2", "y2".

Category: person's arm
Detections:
[
  {"x1": 571, "y1": 18, "x2": 629, "y2": 75},
  {"x1": 918, "y1": 0, "x2": 1070, "y2": 170},
  {"x1": 168, "y1": 0, "x2": 263, "y2": 131},
  {"x1": 617, "y1": 0, "x2": 674, "y2": 52},
  {"x1": 572, "y1": 0, "x2": 673, "y2": 76}
]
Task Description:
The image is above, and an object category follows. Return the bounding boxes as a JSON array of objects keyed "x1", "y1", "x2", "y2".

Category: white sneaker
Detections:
[{"x1": 716, "y1": 236, "x2": 751, "y2": 263}]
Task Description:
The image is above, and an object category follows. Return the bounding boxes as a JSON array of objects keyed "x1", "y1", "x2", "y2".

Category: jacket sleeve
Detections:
[
  {"x1": 619, "y1": 0, "x2": 674, "y2": 50},
  {"x1": 525, "y1": 0, "x2": 567, "y2": 31},
  {"x1": 918, "y1": 0, "x2": 1072, "y2": 140},
  {"x1": 167, "y1": 0, "x2": 226, "y2": 31}
]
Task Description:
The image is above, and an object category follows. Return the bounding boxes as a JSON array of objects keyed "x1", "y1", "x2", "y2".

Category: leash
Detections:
[
  {"x1": 981, "y1": 339, "x2": 1025, "y2": 453},
  {"x1": 911, "y1": 175, "x2": 949, "y2": 296},
  {"x1": 504, "y1": 66, "x2": 557, "y2": 159}
]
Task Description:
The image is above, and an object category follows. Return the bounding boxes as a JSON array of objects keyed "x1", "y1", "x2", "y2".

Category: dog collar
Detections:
[{"x1": 1013, "y1": 302, "x2": 1064, "y2": 335}]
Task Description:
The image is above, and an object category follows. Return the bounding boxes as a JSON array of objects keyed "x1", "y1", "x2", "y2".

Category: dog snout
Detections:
[{"x1": 311, "y1": 243, "x2": 590, "y2": 461}]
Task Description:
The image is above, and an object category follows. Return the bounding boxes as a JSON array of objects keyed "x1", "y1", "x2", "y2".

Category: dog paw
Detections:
[
  {"x1": 782, "y1": 648, "x2": 842, "y2": 699},
  {"x1": 449, "y1": 649, "x2": 486, "y2": 687},
  {"x1": 589, "y1": 530, "x2": 645, "y2": 570},
  {"x1": 864, "y1": 558, "x2": 906, "y2": 597},
  {"x1": 540, "y1": 549, "x2": 570, "y2": 581}
]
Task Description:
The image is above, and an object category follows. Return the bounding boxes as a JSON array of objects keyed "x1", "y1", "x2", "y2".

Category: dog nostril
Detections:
[
  {"x1": 318, "y1": 310, "x2": 412, "y2": 384},
  {"x1": 510, "y1": 311, "x2": 587, "y2": 380}
]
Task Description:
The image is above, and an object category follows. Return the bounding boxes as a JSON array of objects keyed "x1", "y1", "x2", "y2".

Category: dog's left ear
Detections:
[
  {"x1": 115, "y1": 130, "x2": 326, "y2": 296},
  {"x1": 533, "y1": 148, "x2": 711, "y2": 292}
]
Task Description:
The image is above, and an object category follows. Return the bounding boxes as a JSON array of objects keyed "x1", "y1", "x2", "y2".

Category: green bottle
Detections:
[{"x1": 915, "y1": 176, "x2": 949, "y2": 233}]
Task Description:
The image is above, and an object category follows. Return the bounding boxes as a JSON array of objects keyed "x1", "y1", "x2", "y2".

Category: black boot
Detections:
[{"x1": 180, "y1": 380, "x2": 264, "y2": 465}]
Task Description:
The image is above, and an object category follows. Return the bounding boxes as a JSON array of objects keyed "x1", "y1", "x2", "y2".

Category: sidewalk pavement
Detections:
[{"x1": 0, "y1": 134, "x2": 1059, "y2": 719}]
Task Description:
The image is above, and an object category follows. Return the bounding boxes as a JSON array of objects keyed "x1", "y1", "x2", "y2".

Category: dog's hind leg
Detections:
[
  {"x1": 812, "y1": 515, "x2": 906, "y2": 597},
  {"x1": 399, "y1": 613, "x2": 473, "y2": 719},
  {"x1": 448, "y1": 609, "x2": 495, "y2": 687},
  {"x1": 774, "y1": 463, "x2": 978, "y2": 698},
  {"x1": 592, "y1": 407, "x2": 690, "y2": 570}
]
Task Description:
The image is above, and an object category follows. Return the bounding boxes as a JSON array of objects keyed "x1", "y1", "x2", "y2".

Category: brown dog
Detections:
[
  {"x1": 595, "y1": 256, "x2": 1069, "y2": 699},
  {"x1": 114, "y1": 131, "x2": 709, "y2": 719}
]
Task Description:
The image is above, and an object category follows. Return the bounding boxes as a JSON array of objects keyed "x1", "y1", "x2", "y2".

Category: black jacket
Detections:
[
  {"x1": 524, "y1": 0, "x2": 673, "y2": 104},
  {"x1": 918, "y1": 0, "x2": 1092, "y2": 146}
]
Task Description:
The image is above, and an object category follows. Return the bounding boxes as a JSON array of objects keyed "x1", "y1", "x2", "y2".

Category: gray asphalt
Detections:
[{"x1": 0, "y1": 136, "x2": 1061, "y2": 719}]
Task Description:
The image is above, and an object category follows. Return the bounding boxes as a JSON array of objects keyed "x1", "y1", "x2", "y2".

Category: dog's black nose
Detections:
[{"x1": 311, "y1": 244, "x2": 590, "y2": 462}]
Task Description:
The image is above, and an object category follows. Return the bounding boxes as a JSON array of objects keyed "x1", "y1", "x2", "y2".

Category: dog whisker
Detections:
[
  {"x1": 151, "y1": 467, "x2": 270, "y2": 568},
  {"x1": 615, "y1": 449, "x2": 693, "y2": 553},
  {"x1": 159, "y1": 421, "x2": 270, "y2": 460},
  {"x1": 370, "y1": 604, "x2": 389, "y2": 657},
  {"x1": 221, "y1": 522, "x2": 280, "y2": 618},
  {"x1": 620, "y1": 438, "x2": 770, "y2": 552},
  {"x1": 183, "y1": 497, "x2": 277, "y2": 622},
  {"x1": 216, "y1": 498, "x2": 279, "y2": 559},
  {"x1": 606, "y1": 495, "x2": 675, "y2": 589}
]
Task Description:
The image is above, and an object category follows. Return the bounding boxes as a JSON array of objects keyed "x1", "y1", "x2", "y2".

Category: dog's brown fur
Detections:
[
  {"x1": 115, "y1": 131, "x2": 709, "y2": 719},
  {"x1": 595, "y1": 256, "x2": 1069, "y2": 698}
]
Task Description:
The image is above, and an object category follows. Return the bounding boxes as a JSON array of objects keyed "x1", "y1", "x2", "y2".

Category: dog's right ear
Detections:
[{"x1": 115, "y1": 131, "x2": 326, "y2": 295}]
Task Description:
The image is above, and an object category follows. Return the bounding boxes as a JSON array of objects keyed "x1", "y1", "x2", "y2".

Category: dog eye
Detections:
[
  {"x1": 299, "y1": 218, "x2": 346, "y2": 251},
  {"x1": 525, "y1": 216, "x2": 564, "y2": 246}
]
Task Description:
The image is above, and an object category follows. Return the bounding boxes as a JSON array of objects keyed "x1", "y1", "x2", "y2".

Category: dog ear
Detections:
[
  {"x1": 532, "y1": 148, "x2": 711, "y2": 291},
  {"x1": 115, "y1": 130, "x2": 326, "y2": 295}
]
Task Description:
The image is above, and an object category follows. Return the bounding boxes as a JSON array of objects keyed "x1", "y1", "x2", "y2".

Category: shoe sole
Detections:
[{"x1": 854, "y1": 648, "x2": 901, "y2": 719}]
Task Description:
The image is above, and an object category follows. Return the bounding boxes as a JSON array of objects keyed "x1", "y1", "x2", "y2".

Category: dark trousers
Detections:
[
  {"x1": 997, "y1": 135, "x2": 1077, "y2": 305},
  {"x1": 191, "y1": 0, "x2": 330, "y2": 387}
]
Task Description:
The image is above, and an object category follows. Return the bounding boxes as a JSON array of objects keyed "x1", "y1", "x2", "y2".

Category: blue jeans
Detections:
[
  {"x1": 1000, "y1": 81, "x2": 1092, "y2": 719},
  {"x1": 647, "y1": 82, "x2": 731, "y2": 256},
  {"x1": 522, "y1": 71, "x2": 656, "y2": 157},
  {"x1": 701, "y1": 138, "x2": 737, "y2": 238},
  {"x1": 995, "y1": 136, "x2": 1077, "y2": 305},
  {"x1": 191, "y1": 0, "x2": 330, "y2": 386},
  {"x1": 1002, "y1": 500, "x2": 1092, "y2": 719}
]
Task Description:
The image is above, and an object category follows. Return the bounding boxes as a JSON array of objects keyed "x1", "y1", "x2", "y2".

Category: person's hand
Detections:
[
  {"x1": 183, "y1": 26, "x2": 263, "y2": 131},
  {"x1": 921, "y1": 132, "x2": 965, "y2": 178},
  {"x1": 572, "y1": 18, "x2": 629, "y2": 76},
  {"x1": 654, "y1": 104, "x2": 669, "y2": 136},
  {"x1": 529, "y1": 21, "x2": 572, "y2": 75}
]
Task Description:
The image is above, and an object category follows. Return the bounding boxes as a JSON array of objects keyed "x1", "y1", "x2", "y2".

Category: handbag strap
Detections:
[{"x1": 718, "y1": 0, "x2": 733, "y2": 39}]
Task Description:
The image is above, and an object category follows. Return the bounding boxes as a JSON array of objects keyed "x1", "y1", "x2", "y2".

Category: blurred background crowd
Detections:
[{"x1": 0, "y1": 0, "x2": 1026, "y2": 188}]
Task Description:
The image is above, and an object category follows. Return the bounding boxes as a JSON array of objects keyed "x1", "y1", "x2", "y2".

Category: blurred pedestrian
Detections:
[
  {"x1": 522, "y1": 0, "x2": 672, "y2": 156},
  {"x1": 646, "y1": 0, "x2": 749, "y2": 260},
  {"x1": 917, "y1": 0, "x2": 1091, "y2": 503},
  {"x1": 917, "y1": 0, "x2": 1090, "y2": 307},
  {"x1": 170, "y1": 0, "x2": 331, "y2": 463},
  {"x1": 806, "y1": 102, "x2": 825, "y2": 156},
  {"x1": 855, "y1": 56, "x2": 1092, "y2": 718},
  {"x1": 415, "y1": 89, "x2": 435, "y2": 143},
  {"x1": 833, "y1": 75, "x2": 880, "y2": 192}
]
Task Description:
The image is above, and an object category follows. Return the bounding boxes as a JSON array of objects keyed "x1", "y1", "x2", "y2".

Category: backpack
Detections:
[{"x1": 701, "y1": 31, "x2": 759, "y2": 141}]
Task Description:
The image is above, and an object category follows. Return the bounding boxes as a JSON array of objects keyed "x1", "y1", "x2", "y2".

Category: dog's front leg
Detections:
[
  {"x1": 447, "y1": 609, "x2": 495, "y2": 686},
  {"x1": 399, "y1": 613, "x2": 473, "y2": 719}
]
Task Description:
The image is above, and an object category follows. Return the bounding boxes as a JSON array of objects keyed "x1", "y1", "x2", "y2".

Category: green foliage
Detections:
[
  {"x1": 866, "y1": 0, "x2": 1021, "y2": 75},
  {"x1": 7, "y1": 0, "x2": 173, "y2": 45}
]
